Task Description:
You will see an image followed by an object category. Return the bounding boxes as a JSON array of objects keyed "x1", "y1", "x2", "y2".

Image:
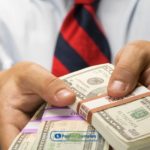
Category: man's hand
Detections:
[
  {"x1": 108, "y1": 40, "x2": 150, "y2": 97},
  {"x1": 0, "y1": 62, "x2": 75, "y2": 150}
]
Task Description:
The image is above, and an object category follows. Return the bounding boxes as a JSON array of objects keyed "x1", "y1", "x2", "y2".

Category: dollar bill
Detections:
[
  {"x1": 61, "y1": 64, "x2": 112, "y2": 112},
  {"x1": 33, "y1": 106, "x2": 108, "y2": 150},
  {"x1": 61, "y1": 63, "x2": 150, "y2": 150}
]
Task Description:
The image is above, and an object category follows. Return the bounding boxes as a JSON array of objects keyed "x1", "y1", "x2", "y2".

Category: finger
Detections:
[
  {"x1": 0, "y1": 124, "x2": 20, "y2": 150},
  {"x1": 14, "y1": 62, "x2": 76, "y2": 107},
  {"x1": 108, "y1": 42, "x2": 149, "y2": 97},
  {"x1": 0, "y1": 108, "x2": 30, "y2": 150}
]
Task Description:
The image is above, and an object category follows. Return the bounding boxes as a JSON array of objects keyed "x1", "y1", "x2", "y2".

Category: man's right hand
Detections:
[{"x1": 0, "y1": 62, "x2": 75, "y2": 150}]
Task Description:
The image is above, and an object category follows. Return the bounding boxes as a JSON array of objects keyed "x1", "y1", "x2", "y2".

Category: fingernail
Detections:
[
  {"x1": 55, "y1": 89, "x2": 74, "y2": 102},
  {"x1": 110, "y1": 80, "x2": 126, "y2": 91}
]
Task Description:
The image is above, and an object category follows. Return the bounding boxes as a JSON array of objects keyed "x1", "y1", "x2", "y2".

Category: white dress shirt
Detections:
[{"x1": 0, "y1": 0, "x2": 149, "y2": 70}]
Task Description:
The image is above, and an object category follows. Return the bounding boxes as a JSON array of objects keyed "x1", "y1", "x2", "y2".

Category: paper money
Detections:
[
  {"x1": 61, "y1": 63, "x2": 150, "y2": 150},
  {"x1": 61, "y1": 64, "x2": 111, "y2": 111},
  {"x1": 9, "y1": 105, "x2": 45, "y2": 150},
  {"x1": 33, "y1": 106, "x2": 108, "y2": 150}
]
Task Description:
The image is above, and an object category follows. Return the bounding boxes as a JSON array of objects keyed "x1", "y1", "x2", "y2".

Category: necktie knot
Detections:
[{"x1": 75, "y1": 0, "x2": 95, "y2": 4}]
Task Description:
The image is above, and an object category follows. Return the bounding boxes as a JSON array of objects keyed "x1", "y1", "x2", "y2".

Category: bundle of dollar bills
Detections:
[
  {"x1": 9, "y1": 105, "x2": 110, "y2": 150},
  {"x1": 9, "y1": 63, "x2": 150, "y2": 150}
]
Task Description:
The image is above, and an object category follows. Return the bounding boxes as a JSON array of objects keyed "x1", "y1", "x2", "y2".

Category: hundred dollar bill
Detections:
[
  {"x1": 33, "y1": 106, "x2": 108, "y2": 150},
  {"x1": 9, "y1": 104, "x2": 45, "y2": 150},
  {"x1": 61, "y1": 63, "x2": 150, "y2": 150}
]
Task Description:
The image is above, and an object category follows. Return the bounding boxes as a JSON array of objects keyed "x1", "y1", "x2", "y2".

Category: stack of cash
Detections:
[
  {"x1": 9, "y1": 63, "x2": 150, "y2": 150},
  {"x1": 9, "y1": 105, "x2": 110, "y2": 150},
  {"x1": 61, "y1": 64, "x2": 150, "y2": 150}
]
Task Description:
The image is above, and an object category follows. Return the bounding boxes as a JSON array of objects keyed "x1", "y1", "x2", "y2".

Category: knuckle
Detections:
[
  {"x1": 13, "y1": 62, "x2": 40, "y2": 83},
  {"x1": 115, "y1": 63, "x2": 137, "y2": 79},
  {"x1": 125, "y1": 41, "x2": 142, "y2": 52},
  {"x1": 44, "y1": 75, "x2": 57, "y2": 89},
  {"x1": 127, "y1": 40, "x2": 146, "y2": 47},
  {"x1": 44, "y1": 77, "x2": 64, "y2": 91},
  {"x1": 126, "y1": 40, "x2": 149, "y2": 55},
  {"x1": 21, "y1": 62, "x2": 39, "y2": 72},
  {"x1": 43, "y1": 77, "x2": 65, "y2": 100},
  {"x1": 116, "y1": 63, "x2": 131, "y2": 73}
]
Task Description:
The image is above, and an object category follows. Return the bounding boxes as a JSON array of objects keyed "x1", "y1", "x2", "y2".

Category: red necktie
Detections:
[{"x1": 52, "y1": 0, "x2": 111, "y2": 77}]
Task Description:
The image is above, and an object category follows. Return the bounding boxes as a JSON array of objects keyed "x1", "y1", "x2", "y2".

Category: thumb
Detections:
[
  {"x1": 15, "y1": 62, "x2": 76, "y2": 107},
  {"x1": 108, "y1": 43, "x2": 146, "y2": 97}
]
